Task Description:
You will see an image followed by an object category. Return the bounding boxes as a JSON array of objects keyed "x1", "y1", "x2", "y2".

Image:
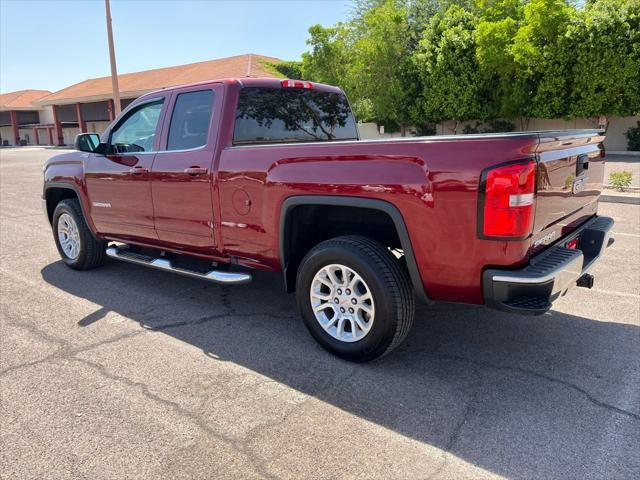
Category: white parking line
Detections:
[
  {"x1": 592, "y1": 288, "x2": 640, "y2": 299},
  {"x1": 613, "y1": 232, "x2": 640, "y2": 238}
]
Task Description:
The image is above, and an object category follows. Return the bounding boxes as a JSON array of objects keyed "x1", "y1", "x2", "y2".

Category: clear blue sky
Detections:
[{"x1": 0, "y1": 0, "x2": 351, "y2": 94}]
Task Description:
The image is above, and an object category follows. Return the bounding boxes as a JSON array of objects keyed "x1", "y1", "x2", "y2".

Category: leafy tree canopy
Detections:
[
  {"x1": 301, "y1": 24, "x2": 352, "y2": 88},
  {"x1": 568, "y1": 0, "x2": 640, "y2": 117},
  {"x1": 267, "y1": 60, "x2": 303, "y2": 80},
  {"x1": 416, "y1": 5, "x2": 490, "y2": 126},
  {"x1": 349, "y1": 1, "x2": 416, "y2": 129},
  {"x1": 291, "y1": 0, "x2": 639, "y2": 133}
]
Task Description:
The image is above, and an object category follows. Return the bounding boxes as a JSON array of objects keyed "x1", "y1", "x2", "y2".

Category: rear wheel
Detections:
[
  {"x1": 52, "y1": 199, "x2": 106, "y2": 270},
  {"x1": 296, "y1": 235, "x2": 415, "y2": 362}
]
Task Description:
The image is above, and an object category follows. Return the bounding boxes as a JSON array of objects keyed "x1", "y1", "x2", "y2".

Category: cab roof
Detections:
[{"x1": 138, "y1": 77, "x2": 344, "y2": 101}]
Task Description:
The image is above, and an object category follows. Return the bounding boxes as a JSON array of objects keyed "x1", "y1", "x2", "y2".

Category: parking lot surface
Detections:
[{"x1": 1, "y1": 147, "x2": 639, "y2": 480}]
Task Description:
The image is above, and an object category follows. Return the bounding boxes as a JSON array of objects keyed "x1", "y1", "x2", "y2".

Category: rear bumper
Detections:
[{"x1": 483, "y1": 215, "x2": 614, "y2": 315}]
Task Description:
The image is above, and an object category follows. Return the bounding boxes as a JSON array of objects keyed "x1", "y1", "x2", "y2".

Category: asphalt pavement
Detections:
[{"x1": 1, "y1": 147, "x2": 639, "y2": 479}]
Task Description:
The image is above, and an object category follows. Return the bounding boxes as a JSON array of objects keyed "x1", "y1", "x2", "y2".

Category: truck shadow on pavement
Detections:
[{"x1": 41, "y1": 260, "x2": 640, "y2": 479}]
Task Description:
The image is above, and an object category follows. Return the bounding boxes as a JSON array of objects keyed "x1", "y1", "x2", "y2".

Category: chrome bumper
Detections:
[{"x1": 483, "y1": 216, "x2": 615, "y2": 315}]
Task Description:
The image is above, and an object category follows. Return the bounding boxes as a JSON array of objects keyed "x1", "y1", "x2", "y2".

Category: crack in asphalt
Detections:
[
  {"x1": 3, "y1": 277, "x2": 638, "y2": 480},
  {"x1": 2, "y1": 305, "x2": 352, "y2": 480},
  {"x1": 0, "y1": 213, "x2": 44, "y2": 219},
  {"x1": 242, "y1": 366, "x2": 359, "y2": 440},
  {"x1": 0, "y1": 295, "x2": 295, "y2": 376},
  {"x1": 1, "y1": 300, "x2": 284, "y2": 478},
  {"x1": 68, "y1": 355, "x2": 281, "y2": 480},
  {"x1": 220, "y1": 286, "x2": 233, "y2": 311},
  {"x1": 1, "y1": 304, "x2": 296, "y2": 477},
  {"x1": 445, "y1": 369, "x2": 484, "y2": 448},
  {"x1": 436, "y1": 353, "x2": 640, "y2": 421},
  {"x1": 0, "y1": 318, "x2": 146, "y2": 377},
  {"x1": 5, "y1": 317, "x2": 72, "y2": 348},
  {"x1": 6, "y1": 300, "x2": 638, "y2": 425},
  {"x1": 424, "y1": 365, "x2": 484, "y2": 480},
  {"x1": 143, "y1": 311, "x2": 294, "y2": 333}
]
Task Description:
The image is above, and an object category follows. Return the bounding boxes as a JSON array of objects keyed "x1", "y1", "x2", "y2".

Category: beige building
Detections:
[
  {"x1": 33, "y1": 53, "x2": 281, "y2": 146},
  {"x1": 0, "y1": 90, "x2": 54, "y2": 146}
]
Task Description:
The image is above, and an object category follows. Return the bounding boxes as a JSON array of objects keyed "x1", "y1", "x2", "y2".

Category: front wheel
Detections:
[
  {"x1": 296, "y1": 236, "x2": 415, "y2": 362},
  {"x1": 52, "y1": 199, "x2": 106, "y2": 270}
]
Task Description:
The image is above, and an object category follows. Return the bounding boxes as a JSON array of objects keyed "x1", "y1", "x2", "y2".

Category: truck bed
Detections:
[{"x1": 219, "y1": 129, "x2": 605, "y2": 304}]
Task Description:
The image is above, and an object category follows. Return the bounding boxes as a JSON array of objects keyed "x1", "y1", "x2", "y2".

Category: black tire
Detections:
[
  {"x1": 52, "y1": 198, "x2": 106, "y2": 270},
  {"x1": 296, "y1": 235, "x2": 415, "y2": 362}
]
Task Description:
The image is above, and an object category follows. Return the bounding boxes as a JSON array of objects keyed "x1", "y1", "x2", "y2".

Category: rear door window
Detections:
[
  {"x1": 233, "y1": 87, "x2": 358, "y2": 145},
  {"x1": 167, "y1": 90, "x2": 214, "y2": 151}
]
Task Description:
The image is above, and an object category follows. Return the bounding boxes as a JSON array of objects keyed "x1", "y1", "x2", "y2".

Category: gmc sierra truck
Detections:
[{"x1": 43, "y1": 77, "x2": 614, "y2": 361}]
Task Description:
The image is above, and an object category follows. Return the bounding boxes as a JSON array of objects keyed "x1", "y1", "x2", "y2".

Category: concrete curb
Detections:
[
  {"x1": 607, "y1": 151, "x2": 640, "y2": 156},
  {"x1": 603, "y1": 185, "x2": 640, "y2": 192},
  {"x1": 600, "y1": 193, "x2": 640, "y2": 205}
]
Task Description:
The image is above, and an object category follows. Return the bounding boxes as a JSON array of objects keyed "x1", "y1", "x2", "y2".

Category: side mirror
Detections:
[{"x1": 75, "y1": 133, "x2": 103, "y2": 153}]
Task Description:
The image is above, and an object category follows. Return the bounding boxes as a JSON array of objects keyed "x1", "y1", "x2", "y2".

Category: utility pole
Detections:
[{"x1": 105, "y1": 0, "x2": 121, "y2": 116}]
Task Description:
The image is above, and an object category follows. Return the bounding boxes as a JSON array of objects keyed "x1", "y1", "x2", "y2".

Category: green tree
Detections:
[
  {"x1": 416, "y1": 5, "x2": 490, "y2": 131},
  {"x1": 475, "y1": 0, "x2": 526, "y2": 120},
  {"x1": 297, "y1": 0, "x2": 640, "y2": 135},
  {"x1": 510, "y1": 0, "x2": 575, "y2": 119},
  {"x1": 299, "y1": 0, "x2": 475, "y2": 132},
  {"x1": 267, "y1": 60, "x2": 304, "y2": 80},
  {"x1": 301, "y1": 24, "x2": 352, "y2": 88},
  {"x1": 567, "y1": 0, "x2": 640, "y2": 119},
  {"x1": 349, "y1": 0, "x2": 419, "y2": 134}
]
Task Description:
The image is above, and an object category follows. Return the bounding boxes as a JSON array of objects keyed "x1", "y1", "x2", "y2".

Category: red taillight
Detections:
[
  {"x1": 281, "y1": 79, "x2": 313, "y2": 89},
  {"x1": 481, "y1": 161, "x2": 536, "y2": 239}
]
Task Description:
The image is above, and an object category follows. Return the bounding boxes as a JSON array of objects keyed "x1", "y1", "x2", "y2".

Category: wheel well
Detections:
[
  {"x1": 45, "y1": 187, "x2": 78, "y2": 223},
  {"x1": 281, "y1": 204, "x2": 403, "y2": 292}
]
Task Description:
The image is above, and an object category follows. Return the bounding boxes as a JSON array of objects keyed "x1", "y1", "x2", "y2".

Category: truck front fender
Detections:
[{"x1": 43, "y1": 182, "x2": 100, "y2": 239}]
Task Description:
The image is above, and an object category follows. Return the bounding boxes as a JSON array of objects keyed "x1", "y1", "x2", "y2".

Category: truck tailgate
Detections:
[{"x1": 531, "y1": 131, "x2": 606, "y2": 254}]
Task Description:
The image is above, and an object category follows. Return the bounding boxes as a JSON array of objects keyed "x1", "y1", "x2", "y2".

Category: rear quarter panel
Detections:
[{"x1": 217, "y1": 136, "x2": 539, "y2": 304}]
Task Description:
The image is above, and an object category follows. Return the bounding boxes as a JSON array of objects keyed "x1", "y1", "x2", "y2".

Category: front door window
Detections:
[{"x1": 110, "y1": 100, "x2": 164, "y2": 153}]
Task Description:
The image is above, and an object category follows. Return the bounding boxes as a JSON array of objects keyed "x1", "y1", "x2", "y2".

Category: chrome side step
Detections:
[{"x1": 105, "y1": 247, "x2": 252, "y2": 285}]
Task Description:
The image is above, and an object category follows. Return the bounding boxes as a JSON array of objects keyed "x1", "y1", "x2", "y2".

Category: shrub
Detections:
[
  {"x1": 625, "y1": 121, "x2": 640, "y2": 151},
  {"x1": 379, "y1": 121, "x2": 400, "y2": 134},
  {"x1": 462, "y1": 122, "x2": 482, "y2": 134},
  {"x1": 609, "y1": 171, "x2": 633, "y2": 191},
  {"x1": 412, "y1": 124, "x2": 437, "y2": 137},
  {"x1": 485, "y1": 119, "x2": 515, "y2": 133},
  {"x1": 266, "y1": 60, "x2": 304, "y2": 79},
  {"x1": 460, "y1": 119, "x2": 516, "y2": 134}
]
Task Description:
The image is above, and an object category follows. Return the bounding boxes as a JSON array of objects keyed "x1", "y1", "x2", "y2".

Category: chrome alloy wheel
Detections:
[
  {"x1": 310, "y1": 264, "x2": 375, "y2": 342},
  {"x1": 57, "y1": 213, "x2": 81, "y2": 260}
]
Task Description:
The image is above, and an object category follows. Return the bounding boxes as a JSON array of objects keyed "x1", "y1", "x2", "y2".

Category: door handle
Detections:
[
  {"x1": 129, "y1": 166, "x2": 148, "y2": 175},
  {"x1": 184, "y1": 166, "x2": 208, "y2": 175}
]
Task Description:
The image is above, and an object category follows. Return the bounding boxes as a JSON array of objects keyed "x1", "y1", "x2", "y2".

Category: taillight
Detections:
[
  {"x1": 566, "y1": 238, "x2": 579, "y2": 250},
  {"x1": 479, "y1": 160, "x2": 536, "y2": 239},
  {"x1": 281, "y1": 79, "x2": 313, "y2": 89}
]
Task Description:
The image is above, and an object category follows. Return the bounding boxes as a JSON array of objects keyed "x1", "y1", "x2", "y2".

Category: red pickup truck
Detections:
[{"x1": 43, "y1": 77, "x2": 614, "y2": 361}]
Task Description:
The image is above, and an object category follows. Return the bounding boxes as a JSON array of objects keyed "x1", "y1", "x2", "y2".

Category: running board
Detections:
[{"x1": 105, "y1": 247, "x2": 252, "y2": 285}]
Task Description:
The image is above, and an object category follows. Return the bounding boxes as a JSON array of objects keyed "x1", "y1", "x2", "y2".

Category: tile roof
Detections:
[
  {"x1": 36, "y1": 54, "x2": 283, "y2": 105},
  {"x1": 0, "y1": 89, "x2": 52, "y2": 110}
]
